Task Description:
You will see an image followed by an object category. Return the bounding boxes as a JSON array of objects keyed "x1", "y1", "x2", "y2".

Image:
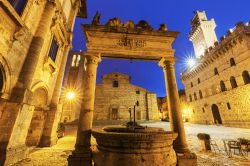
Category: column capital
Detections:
[
  {"x1": 84, "y1": 52, "x2": 101, "y2": 65},
  {"x1": 159, "y1": 57, "x2": 176, "y2": 68}
]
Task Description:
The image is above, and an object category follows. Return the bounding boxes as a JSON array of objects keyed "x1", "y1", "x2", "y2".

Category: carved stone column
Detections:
[
  {"x1": 159, "y1": 57, "x2": 189, "y2": 153},
  {"x1": 11, "y1": 1, "x2": 56, "y2": 102},
  {"x1": 68, "y1": 53, "x2": 101, "y2": 166},
  {"x1": 40, "y1": 44, "x2": 71, "y2": 146}
]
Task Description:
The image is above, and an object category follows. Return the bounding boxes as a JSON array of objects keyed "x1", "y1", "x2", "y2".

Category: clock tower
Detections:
[{"x1": 189, "y1": 11, "x2": 218, "y2": 58}]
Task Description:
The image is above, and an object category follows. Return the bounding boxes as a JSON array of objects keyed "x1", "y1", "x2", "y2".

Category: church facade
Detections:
[
  {"x1": 181, "y1": 11, "x2": 250, "y2": 128},
  {"x1": 94, "y1": 72, "x2": 159, "y2": 121},
  {"x1": 0, "y1": 0, "x2": 86, "y2": 165}
]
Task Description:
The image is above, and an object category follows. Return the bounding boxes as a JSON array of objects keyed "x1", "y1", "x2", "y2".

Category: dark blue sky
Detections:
[{"x1": 72, "y1": 0, "x2": 250, "y2": 97}]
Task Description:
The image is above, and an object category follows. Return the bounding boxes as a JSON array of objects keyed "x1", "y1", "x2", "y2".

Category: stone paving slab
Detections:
[{"x1": 13, "y1": 122, "x2": 250, "y2": 166}]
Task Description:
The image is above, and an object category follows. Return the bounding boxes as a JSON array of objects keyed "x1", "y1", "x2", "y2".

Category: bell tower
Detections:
[{"x1": 189, "y1": 11, "x2": 217, "y2": 58}]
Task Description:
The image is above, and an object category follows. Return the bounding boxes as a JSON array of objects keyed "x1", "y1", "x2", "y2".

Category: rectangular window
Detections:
[
  {"x1": 227, "y1": 102, "x2": 231, "y2": 110},
  {"x1": 48, "y1": 37, "x2": 59, "y2": 62},
  {"x1": 8, "y1": 0, "x2": 27, "y2": 15},
  {"x1": 113, "y1": 81, "x2": 118, "y2": 88},
  {"x1": 136, "y1": 90, "x2": 140, "y2": 94}
]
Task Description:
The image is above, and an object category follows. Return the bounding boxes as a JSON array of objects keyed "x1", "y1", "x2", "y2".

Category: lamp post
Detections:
[{"x1": 60, "y1": 89, "x2": 77, "y2": 123}]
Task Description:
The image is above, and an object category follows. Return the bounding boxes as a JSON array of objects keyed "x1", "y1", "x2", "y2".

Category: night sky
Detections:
[{"x1": 72, "y1": 0, "x2": 250, "y2": 97}]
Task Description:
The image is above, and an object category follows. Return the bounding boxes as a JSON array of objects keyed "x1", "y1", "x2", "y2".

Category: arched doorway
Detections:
[
  {"x1": 211, "y1": 104, "x2": 222, "y2": 124},
  {"x1": 26, "y1": 88, "x2": 48, "y2": 147}
]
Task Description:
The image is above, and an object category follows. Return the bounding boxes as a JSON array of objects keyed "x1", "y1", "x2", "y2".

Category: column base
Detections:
[
  {"x1": 68, "y1": 151, "x2": 92, "y2": 166},
  {"x1": 0, "y1": 144, "x2": 29, "y2": 166},
  {"x1": 39, "y1": 135, "x2": 58, "y2": 147},
  {"x1": 176, "y1": 152, "x2": 197, "y2": 166}
]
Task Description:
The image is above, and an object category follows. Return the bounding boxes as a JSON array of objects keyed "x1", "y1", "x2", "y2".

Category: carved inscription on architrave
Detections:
[{"x1": 117, "y1": 36, "x2": 146, "y2": 49}]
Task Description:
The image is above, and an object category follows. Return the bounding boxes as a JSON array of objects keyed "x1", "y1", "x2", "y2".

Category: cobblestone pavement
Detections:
[{"x1": 14, "y1": 122, "x2": 250, "y2": 166}]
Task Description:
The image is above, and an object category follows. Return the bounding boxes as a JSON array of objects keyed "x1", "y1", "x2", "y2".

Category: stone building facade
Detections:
[
  {"x1": 61, "y1": 69, "x2": 160, "y2": 122},
  {"x1": 94, "y1": 72, "x2": 159, "y2": 121},
  {"x1": 181, "y1": 11, "x2": 250, "y2": 128},
  {"x1": 0, "y1": 0, "x2": 86, "y2": 165},
  {"x1": 157, "y1": 90, "x2": 189, "y2": 122}
]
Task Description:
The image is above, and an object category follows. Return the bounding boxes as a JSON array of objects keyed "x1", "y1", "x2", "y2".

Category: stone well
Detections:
[{"x1": 92, "y1": 125, "x2": 177, "y2": 166}]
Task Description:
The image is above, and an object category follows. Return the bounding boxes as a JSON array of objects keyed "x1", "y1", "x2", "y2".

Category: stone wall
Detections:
[
  {"x1": 182, "y1": 22, "x2": 250, "y2": 128},
  {"x1": 94, "y1": 72, "x2": 159, "y2": 121},
  {"x1": 0, "y1": 0, "x2": 85, "y2": 165}
]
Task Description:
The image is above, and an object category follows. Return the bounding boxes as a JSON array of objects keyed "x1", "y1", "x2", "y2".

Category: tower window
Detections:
[
  {"x1": 230, "y1": 58, "x2": 236, "y2": 67},
  {"x1": 8, "y1": 0, "x2": 27, "y2": 15},
  {"x1": 214, "y1": 68, "x2": 219, "y2": 75},
  {"x1": 136, "y1": 90, "x2": 140, "y2": 94},
  {"x1": 48, "y1": 37, "x2": 59, "y2": 62},
  {"x1": 242, "y1": 70, "x2": 250, "y2": 84},
  {"x1": 113, "y1": 81, "x2": 119, "y2": 88},
  {"x1": 230, "y1": 76, "x2": 237, "y2": 89}
]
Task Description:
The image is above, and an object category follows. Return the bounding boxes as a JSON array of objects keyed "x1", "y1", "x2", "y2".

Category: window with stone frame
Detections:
[
  {"x1": 220, "y1": 80, "x2": 227, "y2": 92},
  {"x1": 136, "y1": 90, "x2": 140, "y2": 94},
  {"x1": 214, "y1": 67, "x2": 219, "y2": 75},
  {"x1": 230, "y1": 58, "x2": 236, "y2": 67},
  {"x1": 48, "y1": 37, "x2": 59, "y2": 62},
  {"x1": 242, "y1": 70, "x2": 250, "y2": 84},
  {"x1": 230, "y1": 76, "x2": 238, "y2": 89},
  {"x1": 8, "y1": 0, "x2": 28, "y2": 15},
  {"x1": 113, "y1": 80, "x2": 119, "y2": 88}
]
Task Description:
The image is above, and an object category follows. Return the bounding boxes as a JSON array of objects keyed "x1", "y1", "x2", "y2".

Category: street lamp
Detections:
[{"x1": 66, "y1": 91, "x2": 76, "y2": 101}]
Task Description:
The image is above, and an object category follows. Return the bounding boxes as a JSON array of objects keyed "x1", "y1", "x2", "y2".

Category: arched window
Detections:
[
  {"x1": 71, "y1": 55, "x2": 76, "y2": 67},
  {"x1": 198, "y1": 78, "x2": 200, "y2": 84},
  {"x1": 113, "y1": 80, "x2": 119, "y2": 88},
  {"x1": 230, "y1": 58, "x2": 236, "y2": 66},
  {"x1": 194, "y1": 92, "x2": 197, "y2": 100},
  {"x1": 191, "y1": 82, "x2": 193, "y2": 87},
  {"x1": 214, "y1": 68, "x2": 219, "y2": 75},
  {"x1": 220, "y1": 80, "x2": 227, "y2": 92},
  {"x1": 242, "y1": 70, "x2": 250, "y2": 84},
  {"x1": 199, "y1": 90, "x2": 203, "y2": 99},
  {"x1": 76, "y1": 55, "x2": 81, "y2": 67},
  {"x1": 230, "y1": 76, "x2": 238, "y2": 89},
  {"x1": 189, "y1": 94, "x2": 192, "y2": 102}
]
